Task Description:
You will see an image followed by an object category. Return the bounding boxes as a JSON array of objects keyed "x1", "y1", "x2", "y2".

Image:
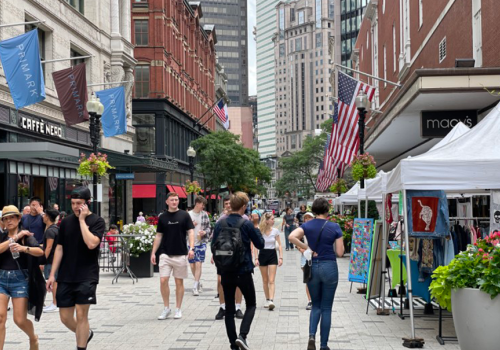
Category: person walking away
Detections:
[
  {"x1": 136, "y1": 212, "x2": 146, "y2": 223},
  {"x1": 41, "y1": 209, "x2": 59, "y2": 313},
  {"x1": 289, "y1": 198, "x2": 344, "y2": 350},
  {"x1": 0, "y1": 205, "x2": 44, "y2": 350},
  {"x1": 281, "y1": 208, "x2": 296, "y2": 251},
  {"x1": 213, "y1": 196, "x2": 247, "y2": 320},
  {"x1": 151, "y1": 192, "x2": 195, "y2": 320},
  {"x1": 298, "y1": 212, "x2": 314, "y2": 310},
  {"x1": 21, "y1": 197, "x2": 45, "y2": 244},
  {"x1": 188, "y1": 196, "x2": 211, "y2": 296},
  {"x1": 254, "y1": 212, "x2": 283, "y2": 311},
  {"x1": 46, "y1": 187, "x2": 105, "y2": 350},
  {"x1": 212, "y1": 192, "x2": 265, "y2": 350}
]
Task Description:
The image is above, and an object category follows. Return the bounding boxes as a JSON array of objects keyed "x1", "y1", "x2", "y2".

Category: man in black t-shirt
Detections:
[
  {"x1": 46, "y1": 187, "x2": 105, "y2": 350},
  {"x1": 151, "y1": 192, "x2": 195, "y2": 320},
  {"x1": 42, "y1": 208, "x2": 59, "y2": 313},
  {"x1": 296, "y1": 205, "x2": 307, "y2": 227}
]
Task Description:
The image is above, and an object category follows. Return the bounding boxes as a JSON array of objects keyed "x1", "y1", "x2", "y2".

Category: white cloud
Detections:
[{"x1": 247, "y1": 0, "x2": 257, "y2": 96}]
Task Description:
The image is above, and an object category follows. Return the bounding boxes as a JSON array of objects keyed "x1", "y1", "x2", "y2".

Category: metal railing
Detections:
[{"x1": 98, "y1": 235, "x2": 138, "y2": 284}]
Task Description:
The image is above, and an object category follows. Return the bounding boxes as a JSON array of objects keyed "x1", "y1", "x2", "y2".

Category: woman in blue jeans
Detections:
[{"x1": 289, "y1": 198, "x2": 344, "y2": 350}]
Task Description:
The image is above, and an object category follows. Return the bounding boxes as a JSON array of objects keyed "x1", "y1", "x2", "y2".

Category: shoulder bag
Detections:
[{"x1": 303, "y1": 221, "x2": 328, "y2": 283}]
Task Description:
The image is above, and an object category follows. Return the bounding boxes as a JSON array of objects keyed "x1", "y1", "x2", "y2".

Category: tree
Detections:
[
  {"x1": 275, "y1": 119, "x2": 334, "y2": 198},
  {"x1": 191, "y1": 131, "x2": 271, "y2": 211}
]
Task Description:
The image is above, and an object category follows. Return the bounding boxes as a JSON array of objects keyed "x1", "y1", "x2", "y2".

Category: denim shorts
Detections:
[
  {"x1": 188, "y1": 243, "x2": 207, "y2": 263},
  {"x1": 0, "y1": 269, "x2": 29, "y2": 299}
]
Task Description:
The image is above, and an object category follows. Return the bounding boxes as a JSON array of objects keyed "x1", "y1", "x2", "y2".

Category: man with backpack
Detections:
[{"x1": 212, "y1": 192, "x2": 264, "y2": 350}]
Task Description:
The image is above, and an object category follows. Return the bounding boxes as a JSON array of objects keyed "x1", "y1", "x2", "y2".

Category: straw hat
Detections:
[{"x1": 1, "y1": 205, "x2": 21, "y2": 219}]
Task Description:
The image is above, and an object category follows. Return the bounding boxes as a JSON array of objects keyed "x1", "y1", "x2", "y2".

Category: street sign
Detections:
[
  {"x1": 421, "y1": 110, "x2": 477, "y2": 138},
  {"x1": 116, "y1": 173, "x2": 135, "y2": 180}
]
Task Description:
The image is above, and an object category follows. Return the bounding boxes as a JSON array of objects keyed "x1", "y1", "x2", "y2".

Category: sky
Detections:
[{"x1": 248, "y1": 0, "x2": 257, "y2": 96}]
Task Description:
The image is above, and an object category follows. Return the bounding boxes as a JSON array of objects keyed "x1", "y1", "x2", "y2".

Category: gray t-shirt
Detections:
[{"x1": 284, "y1": 214, "x2": 295, "y2": 226}]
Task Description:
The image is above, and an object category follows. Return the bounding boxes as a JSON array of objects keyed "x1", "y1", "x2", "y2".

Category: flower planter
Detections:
[
  {"x1": 129, "y1": 252, "x2": 153, "y2": 278},
  {"x1": 451, "y1": 288, "x2": 500, "y2": 350}
]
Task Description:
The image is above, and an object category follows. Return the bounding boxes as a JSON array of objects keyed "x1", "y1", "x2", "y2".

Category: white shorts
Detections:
[{"x1": 159, "y1": 254, "x2": 188, "y2": 279}]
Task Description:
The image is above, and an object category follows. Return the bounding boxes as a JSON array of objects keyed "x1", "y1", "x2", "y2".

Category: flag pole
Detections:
[
  {"x1": 335, "y1": 63, "x2": 402, "y2": 88},
  {"x1": 0, "y1": 20, "x2": 45, "y2": 28},
  {"x1": 41, "y1": 55, "x2": 93, "y2": 64},
  {"x1": 193, "y1": 97, "x2": 222, "y2": 127},
  {"x1": 199, "y1": 110, "x2": 218, "y2": 129},
  {"x1": 87, "y1": 80, "x2": 133, "y2": 87}
]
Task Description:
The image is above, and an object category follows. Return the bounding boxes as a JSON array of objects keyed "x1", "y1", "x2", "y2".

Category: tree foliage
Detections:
[{"x1": 191, "y1": 131, "x2": 271, "y2": 198}]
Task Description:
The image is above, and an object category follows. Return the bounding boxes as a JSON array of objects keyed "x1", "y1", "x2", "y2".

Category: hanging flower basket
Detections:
[
  {"x1": 350, "y1": 153, "x2": 377, "y2": 181},
  {"x1": 330, "y1": 179, "x2": 348, "y2": 194},
  {"x1": 77, "y1": 152, "x2": 114, "y2": 177},
  {"x1": 184, "y1": 180, "x2": 201, "y2": 194}
]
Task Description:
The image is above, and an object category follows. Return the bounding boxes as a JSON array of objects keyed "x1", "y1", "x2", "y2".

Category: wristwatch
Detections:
[
  {"x1": 26, "y1": 247, "x2": 30, "y2": 254},
  {"x1": 190, "y1": 247, "x2": 195, "y2": 251}
]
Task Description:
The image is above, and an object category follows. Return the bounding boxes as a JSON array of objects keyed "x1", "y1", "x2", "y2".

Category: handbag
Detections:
[{"x1": 303, "y1": 221, "x2": 328, "y2": 283}]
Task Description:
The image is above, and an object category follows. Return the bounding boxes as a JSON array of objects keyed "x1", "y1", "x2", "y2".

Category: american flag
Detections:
[
  {"x1": 316, "y1": 71, "x2": 375, "y2": 192},
  {"x1": 213, "y1": 99, "x2": 229, "y2": 129}
]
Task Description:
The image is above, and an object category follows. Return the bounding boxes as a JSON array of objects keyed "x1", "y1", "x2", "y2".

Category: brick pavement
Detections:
[{"x1": 5, "y1": 222, "x2": 460, "y2": 350}]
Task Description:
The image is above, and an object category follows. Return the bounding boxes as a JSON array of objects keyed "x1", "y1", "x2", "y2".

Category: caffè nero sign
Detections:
[
  {"x1": 421, "y1": 110, "x2": 477, "y2": 138},
  {"x1": 19, "y1": 115, "x2": 63, "y2": 138}
]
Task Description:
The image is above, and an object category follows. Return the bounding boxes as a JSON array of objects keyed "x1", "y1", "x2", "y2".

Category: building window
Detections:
[
  {"x1": 70, "y1": 49, "x2": 86, "y2": 66},
  {"x1": 472, "y1": 0, "x2": 482, "y2": 67},
  {"x1": 393, "y1": 24, "x2": 397, "y2": 71},
  {"x1": 328, "y1": 0, "x2": 334, "y2": 19},
  {"x1": 290, "y1": 8, "x2": 295, "y2": 22},
  {"x1": 65, "y1": 0, "x2": 84, "y2": 14},
  {"x1": 295, "y1": 38, "x2": 302, "y2": 51},
  {"x1": 279, "y1": 8, "x2": 285, "y2": 39},
  {"x1": 25, "y1": 23, "x2": 46, "y2": 77},
  {"x1": 316, "y1": 0, "x2": 321, "y2": 28},
  {"x1": 134, "y1": 66, "x2": 150, "y2": 98},
  {"x1": 383, "y1": 45, "x2": 387, "y2": 88},
  {"x1": 298, "y1": 11, "x2": 304, "y2": 24},
  {"x1": 134, "y1": 20, "x2": 149, "y2": 46},
  {"x1": 279, "y1": 43, "x2": 285, "y2": 57},
  {"x1": 439, "y1": 37, "x2": 446, "y2": 63},
  {"x1": 419, "y1": 0, "x2": 423, "y2": 28},
  {"x1": 133, "y1": 114, "x2": 155, "y2": 154}
]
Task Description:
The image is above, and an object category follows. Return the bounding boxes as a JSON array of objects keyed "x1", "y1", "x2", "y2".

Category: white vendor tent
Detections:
[{"x1": 337, "y1": 181, "x2": 360, "y2": 204}]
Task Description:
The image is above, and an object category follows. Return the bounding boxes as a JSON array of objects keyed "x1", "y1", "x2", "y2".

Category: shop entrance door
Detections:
[{"x1": 33, "y1": 177, "x2": 46, "y2": 205}]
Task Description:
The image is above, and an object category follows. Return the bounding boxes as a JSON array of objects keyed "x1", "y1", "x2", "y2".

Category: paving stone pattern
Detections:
[{"x1": 5, "y1": 220, "x2": 460, "y2": 349}]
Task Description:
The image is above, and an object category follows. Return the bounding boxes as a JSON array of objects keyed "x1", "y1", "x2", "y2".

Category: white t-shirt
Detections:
[
  {"x1": 263, "y1": 228, "x2": 279, "y2": 249},
  {"x1": 189, "y1": 210, "x2": 203, "y2": 246}
]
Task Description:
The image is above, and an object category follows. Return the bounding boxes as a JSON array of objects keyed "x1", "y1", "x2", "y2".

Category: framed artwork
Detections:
[{"x1": 348, "y1": 218, "x2": 374, "y2": 284}]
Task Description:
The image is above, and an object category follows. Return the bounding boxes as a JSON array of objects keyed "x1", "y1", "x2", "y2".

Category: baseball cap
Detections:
[
  {"x1": 71, "y1": 186, "x2": 91, "y2": 200},
  {"x1": 304, "y1": 212, "x2": 315, "y2": 219}
]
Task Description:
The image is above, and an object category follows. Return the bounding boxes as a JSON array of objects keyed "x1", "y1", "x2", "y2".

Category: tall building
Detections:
[
  {"x1": 274, "y1": 0, "x2": 335, "y2": 156},
  {"x1": 256, "y1": 0, "x2": 280, "y2": 158},
  {"x1": 0, "y1": 0, "x2": 136, "y2": 225},
  {"x1": 199, "y1": 0, "x2": 249, "y2": 106},
  {"x1": 334, "y1": 0, "x2": 368, "y2": 71},
  {"x1": 131, "y1": 0, "x2": 218, "y2": 214},
  {"x1": 248, "y1": 95, "x2": 258, "y2": 151},
  {"x1": 227, "y1": 107, "x2": 253, "y2": 149}
]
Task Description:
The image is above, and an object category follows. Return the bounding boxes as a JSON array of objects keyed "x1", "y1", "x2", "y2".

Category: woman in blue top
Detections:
[{"x1": 289, "y1": 198, "x2": 344, "y2": 350}]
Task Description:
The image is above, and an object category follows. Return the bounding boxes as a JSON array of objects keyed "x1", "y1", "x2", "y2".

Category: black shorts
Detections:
[
  {"x1": 56, "y1": 281, "x2": 98, "y2": 308},
  {"x1": 258, "y1": 249, "x2": 278, "y2": 266}
]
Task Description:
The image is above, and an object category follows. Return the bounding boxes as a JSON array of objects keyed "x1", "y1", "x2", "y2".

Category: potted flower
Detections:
[
  {"x1": 329, "y1": 214, "x2": 354, "y2": 254},
  {"x1": 330, "y1": 179, "x2": 348, "y2": 194},
  {"x1": 77, "y1": 152, "x2": 114, "y2": 177},
  {"x1": 429, "y1": 232, "x2": 500, "y2": 350},
  {"x1": 350, "y1": 153, "x2": 377, "y2": 181},
  {"x1": 122, "y1": 222, "x2": 157, "y2": 278},
  {"x1": 184, "y1": 180, "x2": 201, "y2": 194}
]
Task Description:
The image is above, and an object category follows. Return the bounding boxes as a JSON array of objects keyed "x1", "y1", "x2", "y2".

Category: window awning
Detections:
[
  {"x1": 0, "y1": 142, "x2": 79, "y2": 159},
  {"x1": 172, "y1": 185, "x2": 187, "y2": 198},
  {"x1": 132, "y1": 184, "x2": 156, "y2": 198},
  {"x1": 167, "y1": 185, "x2": 175, "y2": 193}
]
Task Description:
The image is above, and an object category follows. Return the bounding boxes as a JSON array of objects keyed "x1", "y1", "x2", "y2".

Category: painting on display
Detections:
[{"x1": 348, "y1": 218, "x2": 374, "y2": 284}]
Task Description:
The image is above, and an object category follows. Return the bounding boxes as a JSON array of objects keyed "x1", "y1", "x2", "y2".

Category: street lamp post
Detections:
[
  {"x1": 87, "y1": 93, "x2": 105, "y2": 214},
  {"x1": 355, "y1": 90, "x2": 369, "y2": 189},
  {"x1": 187, "y1": 146, "x2": 196, "y2": 207}
]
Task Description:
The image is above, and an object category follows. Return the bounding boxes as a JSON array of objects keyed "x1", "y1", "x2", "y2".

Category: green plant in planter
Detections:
[
  {"x1": 429, "y1": 232, "x2": 500, "y2": 311},
  {"x1": 350, "y1": 153, "x2": 377, "y2": 181},
  {"x1": 330, "y1": 179, "x2": 348, "y2": 194},
  {"x1": 329, "y1": 214, "x2": 354, "y2": 253},
  {"x1": 184, "y1": 180, "x2": 201, "y2": 194},
  {"x1": 77, "y1": 152, "x2": 114, "y2": 177},
  {"x1": 122, "y1": 222, "x2": 157, "y2": 258}
]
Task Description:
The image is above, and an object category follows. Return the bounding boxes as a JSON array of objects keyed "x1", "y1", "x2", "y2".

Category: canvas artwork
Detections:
[{"x1": 348, "y1": 218, "x2": 374, "y2": 284}]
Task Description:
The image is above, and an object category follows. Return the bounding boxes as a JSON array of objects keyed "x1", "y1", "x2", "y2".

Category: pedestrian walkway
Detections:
[{"x1": 5, "y1": 230, "x2": 459, "y2": 349}]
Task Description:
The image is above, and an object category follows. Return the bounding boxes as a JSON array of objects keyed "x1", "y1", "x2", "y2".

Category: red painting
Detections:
[{"x1": 411, "y1": 197, "x2": 439, "y2": 232}]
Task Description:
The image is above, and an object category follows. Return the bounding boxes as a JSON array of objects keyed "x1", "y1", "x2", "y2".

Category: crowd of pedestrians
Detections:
[{"x1": 0, "y1": 189, "x2": 344, "y2": 350}]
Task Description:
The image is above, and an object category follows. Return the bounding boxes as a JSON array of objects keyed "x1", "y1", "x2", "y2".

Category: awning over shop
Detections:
[
  {"x1": 206, "y1": 194, "x2": 221, "y2": 200},
  {"x1": 0, "y1": 142, "x2": 79, "y2": 159},
  {"x1": 172, "y1": 185, "x2": 187, "y2": 198},
  {"x1": 132, "y1": 184, "x2": 156, "y2": 198},
  {"x1": 94, "y1": 149, "x2": 178, "y2": 173}
]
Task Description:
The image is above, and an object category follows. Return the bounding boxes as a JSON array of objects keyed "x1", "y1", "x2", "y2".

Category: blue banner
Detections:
[
  {"x1": 96, "y1": 86, "x2": 126, "y2": 137},
  {"x1": 0, "y1": 29, "x2": 45, "y2": 109}
]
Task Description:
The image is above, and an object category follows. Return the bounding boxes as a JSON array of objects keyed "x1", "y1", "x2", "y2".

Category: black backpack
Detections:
[{"x1": 212, "y1": 218, "x2": 246, "y2": 273}]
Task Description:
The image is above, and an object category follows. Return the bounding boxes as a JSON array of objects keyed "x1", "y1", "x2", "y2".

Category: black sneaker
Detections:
[
  {"x1": 319, "y1": 347, "x2": 330, "y2": 350},
  {"x1": 87, "y1": 329, "x2": 94, "y2": 345},
  {"x1": 235, "y1": 335, "x2": 250, "y2": 350},
  {"x1": 306, "y1": 301, "x2": 312, "y2": 310},
  {"x1": 215, "y1": 307, "x2": 225, "y2": 320},
  {"x1": 307, "y1": 336, "x2": 316, "y2": 350},
  {"x1": 235, "y1": 309, "x2": 244, "y2": 319}
]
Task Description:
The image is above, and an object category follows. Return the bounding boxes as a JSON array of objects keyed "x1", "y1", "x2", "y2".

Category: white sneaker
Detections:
[
  {"x1": 268, "y1": 300, "x2": 275, "y2": 311},
  {"x1": 192, "y1": 288, "x2": 199, "y2": 296},
  {"x1": 158, "y1": 307, "x2": 171, "y2": 320},
  {"x1": 198, "y1": 282, "x2": 203, "y2": 293},
  {"x1": 264, "y1": 300, "x2": 270, "y2": 308},
  {"x1": 43, "y1": 303, "x2": 58, "y2": 313},
  {"x1": 174, "y1": 309, "x2": 182, "y2": 319}
]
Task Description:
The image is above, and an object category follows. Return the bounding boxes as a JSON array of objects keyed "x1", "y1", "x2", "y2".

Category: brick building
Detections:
[
  {"x1": 131, "y1": 0, "x2": 220, "y2": 215},
  {"x1": 352, "y1": 0, "x2": 500, "y2": 170}
]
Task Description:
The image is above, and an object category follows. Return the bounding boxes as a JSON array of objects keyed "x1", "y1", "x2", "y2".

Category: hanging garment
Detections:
[
  {"x1": 409, "y1": 237, "x2": 420, "y2": 262},
  {"x1": 418, "y1": 239, "x2": 434, "y2": 282},
  {"x1": 451, "y1": 228, "x2": 459, "y2": 255},
  {"x1": 444, "y1": 236, "x2": 455, "y2": 265},
  {"x1": 386, "y1": 193, "x2": 393, "y2": 224},
  {"x1": 407, "y1": 190, "x2": 449, "y2": 238}
]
